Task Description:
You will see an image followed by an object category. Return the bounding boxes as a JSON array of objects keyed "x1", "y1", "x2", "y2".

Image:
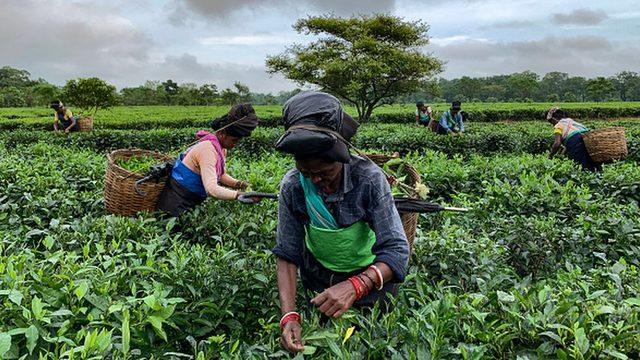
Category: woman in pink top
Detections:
[{"x1": 157, "y1": 104, "x2": 259, "y2": 216}]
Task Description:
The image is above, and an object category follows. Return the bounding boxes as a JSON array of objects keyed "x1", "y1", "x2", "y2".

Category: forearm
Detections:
[
  {"x1": 219, "y1": 173, "x2": 239, "y2": 187},
  {"x1": 277, "y1": 258, "x2": 299, "y2": 314},
  {"x1": 53, "y1": 121, "x2": 59, "y2": 131}
]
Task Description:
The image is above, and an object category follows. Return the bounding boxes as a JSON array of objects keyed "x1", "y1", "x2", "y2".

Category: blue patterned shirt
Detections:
[{"x1": 273, "y1": 156, "x2": 410, "y2": 281}]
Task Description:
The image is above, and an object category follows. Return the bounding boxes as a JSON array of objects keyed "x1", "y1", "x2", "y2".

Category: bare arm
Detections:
[
  {"x1": 277, "y1": 258, "x2": 304, "y2": 353},
  {"x1": 549, "y1": 134, "x2": 563, "y2": 159},
  {"x1": 64, "y1": 117, "x2": 77, "y2": 132}
]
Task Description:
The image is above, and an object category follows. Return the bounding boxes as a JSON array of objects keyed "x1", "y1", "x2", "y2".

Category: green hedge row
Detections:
[
  {"x1": 4, "y1": 124, "x2": 639, "y2": 161},
  {"x1": 2, "y1": 103, "x2": 640, "y2": 130}
]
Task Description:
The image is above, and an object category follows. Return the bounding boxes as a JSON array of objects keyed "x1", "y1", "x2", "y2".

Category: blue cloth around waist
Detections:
[{"x1": 170, "y1": 154, "x2": 207, "y2": 199}]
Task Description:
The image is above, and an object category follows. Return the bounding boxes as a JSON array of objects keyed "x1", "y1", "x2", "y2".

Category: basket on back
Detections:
[
  {"x1": 104, "y1": 149, "x2": 172, "y2": 216},
  {"x1": 366, "y1": 153, "x2": 421, "y2": 248},
  {"x1": 77, "y1": 116, "x2": 94, "y2": 132},
  {"x1": 582, "y1": 127, "x2": 628, "y2": 163}
]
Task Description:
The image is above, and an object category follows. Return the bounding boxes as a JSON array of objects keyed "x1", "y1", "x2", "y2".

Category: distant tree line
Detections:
[
  {"x1": 1, "y1": 65, "x2": 639, "y2": 108},
  {"x1": 401, "y1": 71, "x2": 640, "y2": 103}
]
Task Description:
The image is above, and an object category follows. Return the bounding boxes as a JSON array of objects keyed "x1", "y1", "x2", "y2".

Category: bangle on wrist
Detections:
[
  {"x1": 280, "y1": 311, "x2": 301, "y2": 329},
  {"x1": 361, "y1": 272, "x2": 377, "y2": 291},
  {"x1": 369, "y1": 265, "x2": 384, "y2": 291}
]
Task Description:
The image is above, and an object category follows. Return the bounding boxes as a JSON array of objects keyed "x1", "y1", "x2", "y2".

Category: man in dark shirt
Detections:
[{"x1": 273, "y1": 91, "x2": 409, "y2": 354}]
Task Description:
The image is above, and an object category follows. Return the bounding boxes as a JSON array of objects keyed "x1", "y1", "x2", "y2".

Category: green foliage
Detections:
[
  {"x1": 62, "y1": 77, "x2": 118, "y2": 116},
  {"x1": 115, "y1": 155, "x2": 161, "y2": 174},
  {"x1": 267, "y1": 14, "x2": 443, "y2": 121},
  {"x1": 0, "y1": 117, "x2": 639, "y2": 358}
]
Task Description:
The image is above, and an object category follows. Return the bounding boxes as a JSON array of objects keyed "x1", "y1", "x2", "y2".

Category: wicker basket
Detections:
[
  {"x1": 582, "y1": 127, "x2": 628, "y2": 163},
  {"x1": 77, "y1": 116, "x2": 94, "y2": 132},
  {"x1": 104, "y1": 149, "x2": 172, "y2": 216},
  {"x1": 366, "y1": 153, "x2": 421, "y2": 248}
]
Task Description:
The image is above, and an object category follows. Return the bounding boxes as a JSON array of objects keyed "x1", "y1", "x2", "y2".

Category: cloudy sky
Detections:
[{"x1": 1, "y1": 0, "x2": 638, "y2": 92}]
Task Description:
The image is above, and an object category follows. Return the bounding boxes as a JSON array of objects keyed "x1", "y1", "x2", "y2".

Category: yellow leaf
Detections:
[{"x1": 342, "y1": 326, "x2": 355, "y2": 345}]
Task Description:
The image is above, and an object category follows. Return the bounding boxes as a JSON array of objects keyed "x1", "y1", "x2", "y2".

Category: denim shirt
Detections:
[
  {"x1": 439, "y1": 110, "x2": 464, "y2": 133},
  {"x1": 273, "y1": 156, "x2": 410, "y2": 281}
]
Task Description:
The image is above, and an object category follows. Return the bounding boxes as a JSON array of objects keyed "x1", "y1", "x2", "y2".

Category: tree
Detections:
[
  {"x1": 162, "y1": 79, "x2": 179, "y2": 105},
  {"x1": 586, "y1": 77, "x2": 614, "y2": 102},
  {"x1": 266, "y1": 14, "x2": 442, "y2": 121},
  {"x1": 612, "y1": 71, "x2": 640, "y2": 101},
  {"x1": 0, "y1": 87, "x2": 26, "y2": 107},
  {"x1": 62, "y1": 77, "x2": 117, "y2": 116},
  {"x1": 30, "y1": 83, "x2": 61, "y2": 106},
  {"x1": 198, "y1": 84, "x2": 218, "y2": 105},
  {"x1": 538, "y1": 72, "x2": 569, "y2": 101},
  {"x1": 233, "y1": 82, "x2": 251, "y2": 103},
  {"x1": 507, "y1": 71, "x2": 539, "y2": 101},
  {"x1": 564, "y1": 76, "x2": 587, "y2": 101},
  {"x1": 0, "y1": 66, "x2": 34, "y2": 88}
]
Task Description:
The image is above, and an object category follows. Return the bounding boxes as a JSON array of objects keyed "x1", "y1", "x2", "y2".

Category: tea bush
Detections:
[{"x1": 0, "y1": 129, "x2": 639, "y2": 358}]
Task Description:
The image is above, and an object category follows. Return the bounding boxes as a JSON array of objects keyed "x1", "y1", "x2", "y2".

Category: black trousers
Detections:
[
  {"x1": 156, "y1": 177, "x2": 206, "y2": 217},
  {"x1": 565, "y1": 133, "x2": 602, "y2": 172}
]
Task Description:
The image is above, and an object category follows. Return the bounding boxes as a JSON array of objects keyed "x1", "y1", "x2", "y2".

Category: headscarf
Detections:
[
  {"x1": 211, "y1": 103, "x2": 259, "y2": 137},
  {"x1": 546, "y1": 106, "x2": 560, "y2": 120},
  {"x1": 275, "y1": 91, "x2": 359, "y2": 163},
  {"x1": 50, "y1": 100, "x2": 63, "y2": 109}
]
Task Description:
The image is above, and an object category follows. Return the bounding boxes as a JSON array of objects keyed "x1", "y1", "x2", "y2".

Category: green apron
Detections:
[{"x1": 299, "y1": 174, "x2": 376, "y2": 273}]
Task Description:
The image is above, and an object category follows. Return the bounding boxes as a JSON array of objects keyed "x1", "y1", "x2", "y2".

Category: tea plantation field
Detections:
[{"x1": 0, "y1": 109, "x2": 639, "y2": 358}]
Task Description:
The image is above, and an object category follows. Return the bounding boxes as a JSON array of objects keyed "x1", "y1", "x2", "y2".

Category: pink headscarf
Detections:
[{"x1": 194, "y1": 130, "x2": 226, "y2": 176}]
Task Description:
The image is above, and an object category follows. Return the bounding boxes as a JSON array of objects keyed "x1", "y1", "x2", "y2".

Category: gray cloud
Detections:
[
  {"x1": 140, "y1": 54, "x2": 295, "y2": 93},
  {"x1": 167, "y1": 0, "x2": 396, "y2": 25},
  {"x1": 0, "y1": 0, "x2": 151, "y2": 83},
  {"x1": 430, "y1": 36, "x2": 638, "y2": 78},
  {"x1": 551, "y1": 8, "x2": 609, "y2": 25},
  {"x1": 481, "y1": 20, "x2": 536, "y2": 29}
]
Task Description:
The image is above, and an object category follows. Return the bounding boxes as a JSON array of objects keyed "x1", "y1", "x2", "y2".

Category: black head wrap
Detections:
[
  {"x1": 275, "y1": 91, "x2": 359, "y2": 163},
  {"x1": 50, "y1": 100, "x2": 63, "y2": 109},
  {"x1": 210, "y1": 103, "x2": 259, "y2": 137}
]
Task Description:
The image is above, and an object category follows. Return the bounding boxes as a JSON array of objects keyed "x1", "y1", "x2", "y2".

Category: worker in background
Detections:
[
  {"x1": 547, "y1": 107, "x2": 601, "y2": 172},
  {"x1": 50, "y1": 100, "x2": 78, "y2": 133},
  {"x1": 156, "y1": 104, "x2": 260, "y2": 216},
  {"x1": 436, "y1": 101, "x2": 464, "y2": 135}
]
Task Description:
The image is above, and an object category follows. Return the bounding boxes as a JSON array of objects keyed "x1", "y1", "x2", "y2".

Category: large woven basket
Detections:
[
  {"x1": 366, "y1": 153, "x2": 421, "y2": 248},
  {"x1": 77, "y1": 116, "x2": 94, "y2": 132},
  {"x1": 104, "y1": 149, "x2": 172, "y2": 216},
  {"x1": 583, "y1": 127, "x2": 628, "y2": 163}
]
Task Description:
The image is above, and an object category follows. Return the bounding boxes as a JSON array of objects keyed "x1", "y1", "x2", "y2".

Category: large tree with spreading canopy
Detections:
[{"x1": 266, "y1": 14, "x2": 443, "y2": 121}]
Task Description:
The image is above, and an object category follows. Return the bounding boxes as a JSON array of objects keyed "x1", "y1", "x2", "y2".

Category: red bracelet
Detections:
[
  {"x1": 348, "y1": 276, "x2": 370, "y2": 300},
  {"x1": 279, "y1": 311, "x2": 301, "y2": 329},
  {"x1": 348, "y1": 277, "x2": 361, "y2": 299}
]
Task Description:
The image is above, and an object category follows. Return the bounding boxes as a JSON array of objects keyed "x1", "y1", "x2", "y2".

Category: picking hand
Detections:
[
  {"x1": 311, "y1": 281, "x2": 356, "y2": 318},
  {"x1": 235, "y1": 180, "x2": 250, "y2": 190},
  {"x1": 281, "y1": 320, "x2": 304, "y2": 353}
]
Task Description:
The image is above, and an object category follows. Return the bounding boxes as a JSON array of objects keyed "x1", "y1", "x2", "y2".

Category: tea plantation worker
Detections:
[
  {"x1": 415, "y1": 101, "x2": 434, "y2": 128},
  {"x1": 436, "y1": 101, "x2": 464, "y2": 135},
  {"x1": 272, "y1": 91, "x2": 409, "y2": 353},
  {"x1": 546, "y1": 107, "x2": 601, "y2": 172},
  {"x1": 50, "y1": 100, "x2": 78, "y2": 133},
  {"x1": 156, "y1": 104, "x2": 259, "y2": 217}
]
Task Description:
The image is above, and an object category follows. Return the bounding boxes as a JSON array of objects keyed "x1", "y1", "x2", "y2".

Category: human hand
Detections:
[
  {"x1": 234, "y1": 180, "x2": 250, "y2": 190},
  {"x1": 281, "y1": 320, "x2": 304, "y2": 353},
  {"x1": 310, "y1": 281, "x2": 357, "y2": 318},
  {"x1": 64, "y1": 128, "x2": 70, "y2": 134}
]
